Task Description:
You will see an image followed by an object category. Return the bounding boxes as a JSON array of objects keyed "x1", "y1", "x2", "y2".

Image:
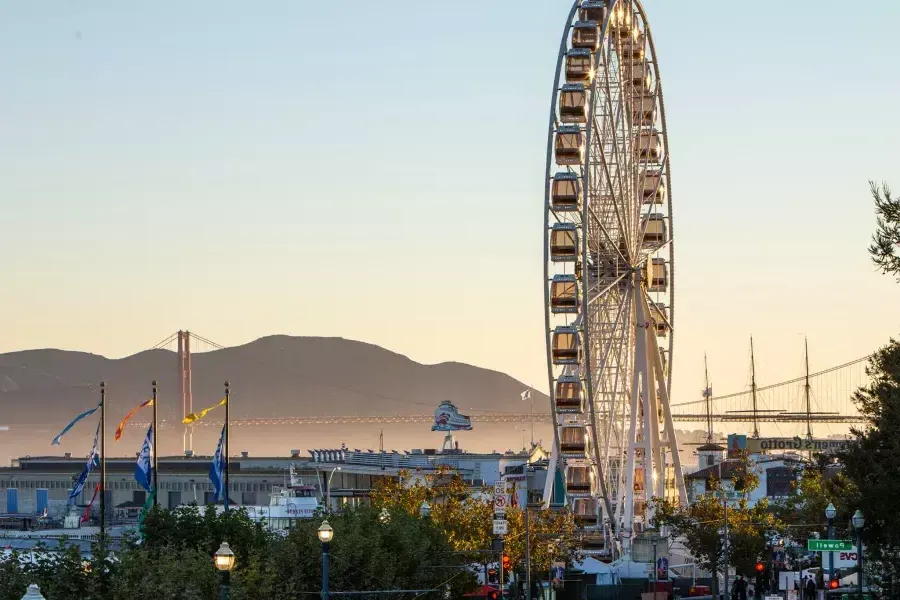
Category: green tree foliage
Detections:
[
  {"x1": 371, "y1": 469, "x2": 578, "y2": 574},
  {"x1": 774, "y1": 456, "x2": 858, "y2": 546},
  {"x1": 837, "y1": 339, "x2": 900, "y2": 585},
  {"x1": 654, "y1": 459, "x2": 782, "y2": 584},
  {"x1": 868, "y1": 181, "x2": 900, "y2": 279},
  {"x1": 0, "y1": 504, "x2": 477, "y2": 600}
]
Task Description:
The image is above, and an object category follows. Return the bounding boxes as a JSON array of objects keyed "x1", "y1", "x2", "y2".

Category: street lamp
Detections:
[
  {"x1": 825, "y1": 503, "x2": 837, "y2": 584},
  {"x1": 379, "y1": 507, "x2": 391, "y2": 524},
  {"x1": 214, "y1": 541, "x2": 236, "y2": 600},
  {"x1": 326, "y1": 467, "x2": 342, "y2": 512},
  {"x1": 852, "y1": 510, "x2": 865, "y2": 600},
  {"x1": 718, "y1": 526, "x2": 729, "y2": 600},
  {"x1": 318, "y1": 520, "x2": 335, "y2": 600},
  {"x1": 649, "y1": 530, "x2": 660, "y2": 591},
  {"x1": 420, "y1": 500, "x2": 431, "y2": 519}
]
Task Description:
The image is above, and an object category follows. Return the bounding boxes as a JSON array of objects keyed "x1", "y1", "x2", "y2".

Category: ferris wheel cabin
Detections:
[
  {"x1": 551, "y1": 326, "x2": 581, "y2": 365},
  {"x1": 559, "y1": 422, "x2": 587, "y2": 455},
  {"x1": 553, "y1": 375, "x2": 583, "y2": 412},
  {"x1": 642, "y1": 170, "x2": 666, "y2": 203},
  {"x1": 550, "y1": 172, "x2": 581, "y2": 212},
  {"x1": 571, "y1": 21, "x2": 600, "y2": 51},
  {"x1": 572, "y1": 498, "x2": 599, "y2": 526},
  {"x1": 651, "y1": 302, "x2": 670, "y2": 337},
  {"x1": 632, "y1": 96, "x2": 656, "y2": 127},
  {"x1": 550, "y1": 274, "x2": 579, "y2": 313},
  {"x1": 648, "y1": 258, "x2": 668, "y2": 292},
  {"x1": 550, "y1": 223, "x2": 579, "y2": 261},
  {"x1": 579, "y1": 1, "x2": 607, "y2": 23},
  {"x1": 636, "y1": 130, "x2": 663, "y2": 163},
  {"x1": 559, "y1": 84, "x2": 587, "y2": 123},
  {"x1": 555, "y1": 125, "x2": 584, "y2": 165},
  {"x1": 565, "y1": 48, "x2": 593, "y2": 85},
  {"x1": 565, "y1": 463, "x2": 592, "y2": 495},
  {"x1": 641, "y1": 213, "x2": 667, "y2": 246},
  {"x1": 610, "y1": 2, "x2": 633, "y2": 36}
]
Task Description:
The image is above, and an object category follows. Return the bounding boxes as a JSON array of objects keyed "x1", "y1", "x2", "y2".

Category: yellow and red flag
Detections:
[
  {"x1": 114, "y1": 399, "x2": 153, "y2": 441},
  {"x1": 182, "y1": 398, "x2": 227, "y2": 424}
]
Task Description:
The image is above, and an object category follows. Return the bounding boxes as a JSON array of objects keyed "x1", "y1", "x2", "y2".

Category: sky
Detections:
[{"x1": 2, "y1": 0, "x2": 900, "y2": 436}]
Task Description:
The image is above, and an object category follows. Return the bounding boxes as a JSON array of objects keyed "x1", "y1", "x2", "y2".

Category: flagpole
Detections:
[
  {"x1": 152, "y1": 380, "x2": 159, "y2": 506},
  {"x1": 100, "y1": 381, "x2": 106, "y2": 539},
  {"x1": 224, "y1": 381, "x2": 230, "y2": 513}
]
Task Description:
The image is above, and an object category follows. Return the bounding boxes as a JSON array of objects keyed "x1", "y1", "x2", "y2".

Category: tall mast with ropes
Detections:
[
  {"x1": 750, "y1": 337, "x2": 760, "y2": 439},
  {"x1": 704, "y1": 354, "x2": 713, "y2": 444}
]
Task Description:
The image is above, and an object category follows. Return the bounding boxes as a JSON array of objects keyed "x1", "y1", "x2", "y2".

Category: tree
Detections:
[
  {"x1": 774, "y1": 455, "x2": 859, "y2": 547},
  {"x1": 654, "y1": 459, "x2": 782, "y2": 595},
  {"x1": 837, "y1": 339, "x2": 900, "y2": 589},
  {"x1": 868, "y1": 181, "x2": 900, "y2": 279},
  {"x1": 372, "y1": 469, "x2": 579, "y2": 576}
]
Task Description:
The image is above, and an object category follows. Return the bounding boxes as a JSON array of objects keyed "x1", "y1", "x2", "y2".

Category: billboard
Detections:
[
  {"x1": 432, "y1": 401, "x2": 473, "y2": 431},
  {"x1": 728, "y1": 434, "x2": 849, "y2": 455}
]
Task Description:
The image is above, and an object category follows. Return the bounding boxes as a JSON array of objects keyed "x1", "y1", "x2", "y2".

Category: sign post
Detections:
[
  {"x1": 493, "y1": 480, "x2": 508, "y2": 597},
  {"x1": 807, "y1": 540, "x2": 852, "y2": 552}
]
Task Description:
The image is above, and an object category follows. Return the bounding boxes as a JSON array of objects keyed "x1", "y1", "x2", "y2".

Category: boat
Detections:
[
  {"x1": 243, "y1": 465, "x2": 322, "y2": 529},
  {"x1": 432, "y1": 401, "x2": 473, "y2": 431}
]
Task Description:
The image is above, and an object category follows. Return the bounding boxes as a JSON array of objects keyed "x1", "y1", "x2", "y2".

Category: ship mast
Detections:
[
  {"x1": 704, "y1": 353, "x2": 713, "y2": 444},
  {"x1": 805, "y1": 337, "x2": 813, "y2": 441},
  {"x1": 750, "y1": 337, "x2": 760, "y2": 439}
]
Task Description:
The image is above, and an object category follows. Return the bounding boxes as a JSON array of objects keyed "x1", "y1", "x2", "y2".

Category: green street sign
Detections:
[{"x1": 808, "y1": 539, "x2": 852, "y2": 551}]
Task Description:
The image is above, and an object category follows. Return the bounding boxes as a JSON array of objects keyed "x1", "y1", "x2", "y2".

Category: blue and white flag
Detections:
[
  {"x1": 52, "y1": 402, "x2": 101, "y2": 445},
  {"x1": 134, "y1": 425, "x2": 153, "y2": 492},
  {"x1": 69, "y1": 420, "x2": 101, "y2": 502},
  {"x1": 209, "y1": 424, "x2": 227, "y2": 507}
]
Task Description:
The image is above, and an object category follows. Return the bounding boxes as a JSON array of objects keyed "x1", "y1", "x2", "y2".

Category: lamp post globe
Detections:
[
  {"x1": 379, "y1": 507, "x2": 391, "y2": 524},
  {"x1": 825, "y1": 503, "x2": 837, "y2": 520},
  {"x1": 214, "y1": 541, "x2": 236, "y2": 572},
  {"x1": 420, "y1": 500, "x2": 431, "y2": 519},
  {"x1": 852, "y1": 510, "x2": 865, "y2": 530},
  {"x1": 318, "y1": 520, "x2": 335, "y2": 543}
]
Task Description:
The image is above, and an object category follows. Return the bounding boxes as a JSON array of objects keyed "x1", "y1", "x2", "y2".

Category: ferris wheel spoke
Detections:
[
  {"x1": 586, "y1": 203, "x2": 629, "y2": 266},
  {"x1": 589, "y1": 148, "x2": 631, "y2": 253}
]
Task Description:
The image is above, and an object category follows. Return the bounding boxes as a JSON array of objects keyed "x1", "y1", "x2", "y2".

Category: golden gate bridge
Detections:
[{"x1": 136, "y1": 331, "x2": 869, "y2": 431}]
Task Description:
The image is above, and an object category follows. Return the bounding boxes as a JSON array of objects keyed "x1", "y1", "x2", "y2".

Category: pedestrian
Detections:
[
  {"x1": 734, "y1": 575, "x2": 748, "y2": 600},
  {"x1": 804, "y1": 575, "x2": 816, "y2": 600}
]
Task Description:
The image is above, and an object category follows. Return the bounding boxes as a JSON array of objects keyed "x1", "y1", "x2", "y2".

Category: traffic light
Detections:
[
  {"x1": 488, "y1": 590, "x2": 499, "y2": 600},
  {"x1": 829, "y1": 578, "x2": 839, "y2": 590},
  {"x1": 755, "y1": 562, "x2": 765, "y2": 573},
  {"x1": 502, "y1": 555, "x2": 512, "y2": 571}
]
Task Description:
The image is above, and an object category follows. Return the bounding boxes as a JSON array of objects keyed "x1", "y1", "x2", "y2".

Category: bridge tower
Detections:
[{"x1": 177, "y1": 330, "x2": 193, "y2": 455}]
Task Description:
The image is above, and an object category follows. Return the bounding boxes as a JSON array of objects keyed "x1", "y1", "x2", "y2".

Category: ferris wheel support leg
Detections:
[
  {"x1": 542, "y1": 435, "x2": 560, "y2": 508},
  {"x1": 643, "y1": 293, "x2": 688, "y2": 507},
  {"x1": 622, "y1": 294, "x2": 642, "y2": 558},
  {"x1": 636, "y1": 298, "x2": 656, "y2": 526}
]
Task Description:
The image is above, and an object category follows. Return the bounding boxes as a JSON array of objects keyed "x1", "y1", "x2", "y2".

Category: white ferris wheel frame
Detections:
[{"x1": 541, "y1": 0, "x2": 687, "y2": 557}]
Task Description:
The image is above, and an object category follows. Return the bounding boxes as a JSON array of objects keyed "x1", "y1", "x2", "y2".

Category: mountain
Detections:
[{"x1": 0, "y1": 335, "x2": 545, "y2": 426}]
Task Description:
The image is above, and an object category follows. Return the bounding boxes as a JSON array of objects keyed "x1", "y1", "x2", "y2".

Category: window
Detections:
[
  {"x1": 766, "y1": 467, "x2": 795, "y2": 497},
  {"x1": 133, "y1": 490, "x2": 146, "y2": 505}
]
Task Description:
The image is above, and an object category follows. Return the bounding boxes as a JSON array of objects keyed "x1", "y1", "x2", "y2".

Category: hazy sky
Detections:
[{"x1": 3, "y1": 1, "x2": 900, "y2": 435}]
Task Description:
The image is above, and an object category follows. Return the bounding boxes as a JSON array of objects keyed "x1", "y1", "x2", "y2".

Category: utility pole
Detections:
[
  {"x1": 100, "y1": 382, "x2": 106, "y2": 539},
  {"x1": 722, "y1": 500, "x2": 730, "y2": 600},
  {"x1": 152, "y1": 380, "x2": 159, "y2": 505},
  {"x1": 525, "y1": 505, "x2": 531, "y2": 600},
  {"x1": 704, "y1": 354, "x2": 713, "y2": 444},
  {"x1": 224, "y1": 381, "x2": 230, "y2": 512},
  {"x1": 804, "y1": 337, "x2": 813, "y2": 441},
  {"x1": 750, "y1": 337, "x2": 759, "y2": 439}
]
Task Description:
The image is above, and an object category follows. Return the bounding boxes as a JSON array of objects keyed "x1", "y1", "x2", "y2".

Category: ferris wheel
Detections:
[{"x1": 541, "y1": 0, "x2": 687, "y2": 557}]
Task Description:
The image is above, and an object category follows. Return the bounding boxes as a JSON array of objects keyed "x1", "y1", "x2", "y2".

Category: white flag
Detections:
[{"x1": 521, "y1": 389, "x2": 532, "y2": 401}]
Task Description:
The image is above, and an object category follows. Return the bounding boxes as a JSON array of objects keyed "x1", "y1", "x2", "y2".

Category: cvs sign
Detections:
[{"x1": 829, "y1": 546, "x2": 861, "y2": 568}]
